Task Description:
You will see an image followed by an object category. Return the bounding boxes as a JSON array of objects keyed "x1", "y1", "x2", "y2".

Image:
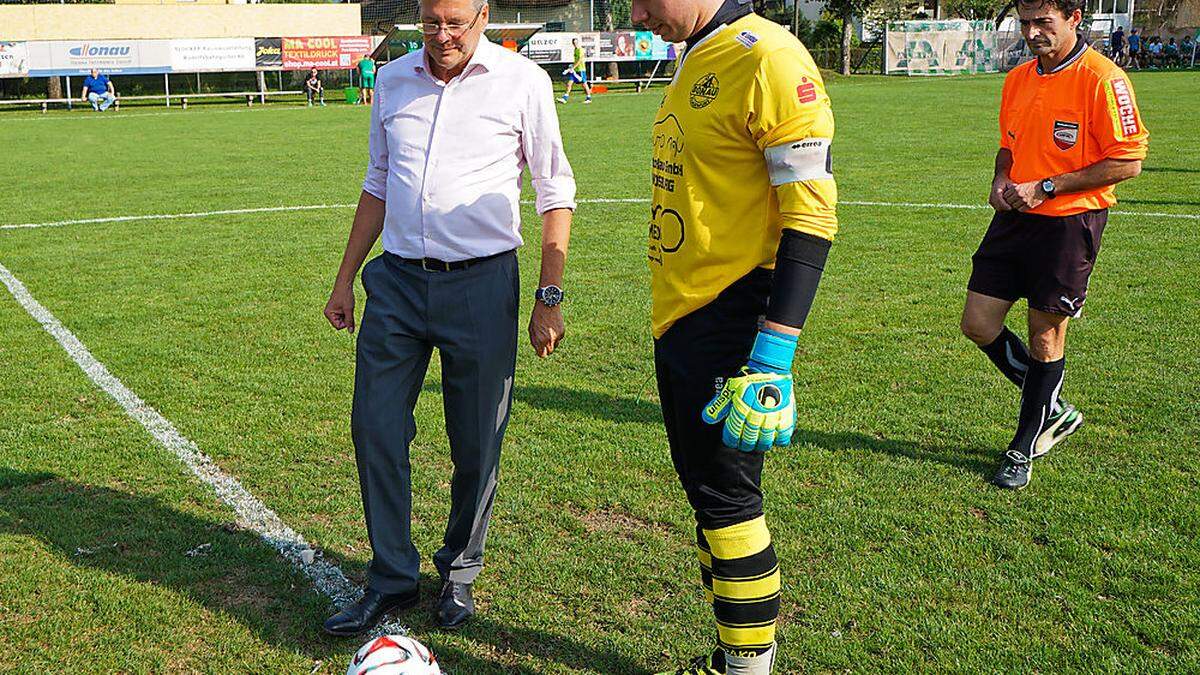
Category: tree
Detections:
[
  {"x1": 943, "y1": 0, "x2": 1011, "y2": 19},
  {"x1": 825, "y1": 0, "x2": 874, "y2": 74}
]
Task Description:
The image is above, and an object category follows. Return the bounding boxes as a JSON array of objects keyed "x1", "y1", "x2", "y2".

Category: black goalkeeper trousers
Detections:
[{"x1": 654, "y1": 268, "x2": 772, "y2": 530}]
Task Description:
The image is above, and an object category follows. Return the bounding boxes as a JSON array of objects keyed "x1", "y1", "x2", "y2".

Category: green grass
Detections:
[{"x1": 1, "y1": 71, "x2": 1198, "y2": 673}]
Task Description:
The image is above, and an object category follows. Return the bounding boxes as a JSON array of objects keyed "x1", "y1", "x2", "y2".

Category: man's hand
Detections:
[
  {"x1": 989, "y1": 177, "x2": 1014, "y2": 211},
  {"x1": 1002, "y1": 180, "x2": 1047, "y2": 211},
  {"x1": 324, "y1": 281, "x2": 356, "y2": 333},
  {"x1": 528, "y1": 303, "x2": 564, "y2": 357},
  {"x1": 701, "y1": 327, "x2": 799, "y2": 452},
  {"x1": 702, "y1": 368, "x2": 795, "y2": 452}
]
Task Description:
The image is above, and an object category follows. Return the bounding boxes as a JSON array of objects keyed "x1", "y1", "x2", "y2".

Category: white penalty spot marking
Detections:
[{"x1": 0, "y1": 261, "x2": 406, "y2": 638}]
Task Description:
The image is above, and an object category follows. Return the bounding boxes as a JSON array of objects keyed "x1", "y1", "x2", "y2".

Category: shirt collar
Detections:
[
  {"x1": 685, "y1": 0, "x2": 754, "y2": 51},
  {"x1": 1036, "y1": 34, "x2": 1088, "y2": 75}
]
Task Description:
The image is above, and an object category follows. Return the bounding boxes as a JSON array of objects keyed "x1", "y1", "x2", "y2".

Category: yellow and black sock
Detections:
[{"x1": 698, "y1": 515, "x2": 779, "y2": 657}]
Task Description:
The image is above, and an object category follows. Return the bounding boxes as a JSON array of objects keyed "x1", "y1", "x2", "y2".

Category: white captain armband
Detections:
[{"x1": 764, "y1": 137, "x2": 833, "y2": 186}]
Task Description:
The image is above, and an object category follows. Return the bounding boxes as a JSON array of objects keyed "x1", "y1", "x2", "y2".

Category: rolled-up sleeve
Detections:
[
  {"x1": 362, "y1": 75, "x2": 388, "y2": 201},
  {"x1": 521, "y1": 70, "x2": 576, "y2": 214}
]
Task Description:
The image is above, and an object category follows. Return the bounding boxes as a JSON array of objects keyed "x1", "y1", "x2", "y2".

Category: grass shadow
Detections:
[
  {"x1": 792, "y1": 429, "x2": 997, "y2": 479},
  {"x1": 0, "y1": 467, "x2": 346, "y2": 662},
  {"x1": 421, "y1": 381, "x2": 662, "y2": 426},
  {"x1": 0, "y1": 467, "x2": 649, "y2": 673}
]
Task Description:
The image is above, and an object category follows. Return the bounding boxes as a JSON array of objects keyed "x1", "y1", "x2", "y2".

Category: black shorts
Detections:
[
  {"x1": 654, "y1": 268, "x2": 771, "y2": 530},
  {"x1": 968, "y1": 208, "x2": 1107, "y2": 317}
]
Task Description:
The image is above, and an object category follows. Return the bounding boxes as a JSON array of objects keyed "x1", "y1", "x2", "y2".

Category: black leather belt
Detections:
[{"x1": 390, "y1": 250, "x2": 511, "y2": 272}]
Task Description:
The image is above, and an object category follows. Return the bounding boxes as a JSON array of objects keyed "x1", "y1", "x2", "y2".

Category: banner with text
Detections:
[
  {"x1": 0, "y1": 42, "x2": 28, "y2": 78},
  {"x1": 26, "y1": 40, "x2": 173, "y2": 77},
  {"x1": 282, "y1": 36, "x2": 373, "y2": 70},
  {"x1": 255, "y1": 38, "x2": 283, "y2": 69},
  {"x1": 521, "y1": 31, "x2": 681, "y2": 64},
  {"x1": 170, "y1": 38, "x2": 255, "y2": 73}
]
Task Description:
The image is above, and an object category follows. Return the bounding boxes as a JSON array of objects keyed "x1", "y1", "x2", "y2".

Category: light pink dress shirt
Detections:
[{"x1": 362, "y1": 39, "x2": 577, "y2": 262}]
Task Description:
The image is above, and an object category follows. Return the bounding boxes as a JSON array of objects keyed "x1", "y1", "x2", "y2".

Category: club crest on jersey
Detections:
[
  {"x1": 689, "y1": 73, "x2": 719, "y2": 109},
  {"x1": 1052, "y1": 120, "x2": 1078, "y2": 150},
  {"x1": 735, "y1": 30, "x2": 759, "y2": 49},
  {"x1": 796, "y1": 77, "x2": 817, "y2": 104}
]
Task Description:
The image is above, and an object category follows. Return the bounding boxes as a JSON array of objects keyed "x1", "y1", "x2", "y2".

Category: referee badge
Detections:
[{"x1": 1053, "y1": 120, "x2": 1079, "y2": 150}]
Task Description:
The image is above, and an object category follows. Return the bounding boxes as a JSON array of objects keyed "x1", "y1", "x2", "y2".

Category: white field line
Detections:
[
  {"x1": 0, "y1": 261, "x2": 406, "y2": 638},
  {"x1": 1, "y1": 204, "x2": 354, "y2": 231},
  {"x1": 2, "y1": 198, "x2": 1197, "y2": 231},
  {"x1": 0, "y1": 104, "x2": 314, "y2": 124}
]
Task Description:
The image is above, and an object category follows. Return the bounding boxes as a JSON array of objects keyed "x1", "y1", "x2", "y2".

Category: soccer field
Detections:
[{"x1": 1, "y1": 71, "x2": 1197, "y2": 673}]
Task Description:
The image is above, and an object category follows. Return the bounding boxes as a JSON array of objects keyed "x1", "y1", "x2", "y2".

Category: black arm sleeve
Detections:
[{"x1": 765, "y1": 229, "x2": 831, "y2": 329}]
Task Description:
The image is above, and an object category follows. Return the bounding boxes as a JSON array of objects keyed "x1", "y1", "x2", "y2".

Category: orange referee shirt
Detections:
[{"x1": 999, "y1": 42, "x2": 1149, "y2": 217}]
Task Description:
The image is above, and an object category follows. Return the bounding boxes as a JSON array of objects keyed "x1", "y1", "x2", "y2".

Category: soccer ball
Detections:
[{"x1": 346, "y1": 635, "x2": 441, "y2": 675}]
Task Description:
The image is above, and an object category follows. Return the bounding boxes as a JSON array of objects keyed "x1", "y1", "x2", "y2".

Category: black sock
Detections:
[
  {"x1": 1008, "y1": 357, "x2": 1065, "y2": 461},
  {"x1": 980, "y1": 327, "x2": 1066, "y2": 415}
]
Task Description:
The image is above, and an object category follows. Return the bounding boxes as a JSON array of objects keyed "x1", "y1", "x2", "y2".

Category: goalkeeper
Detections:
[{"x1": 639, "y1": 0, "x2": 837, "y2": 671}]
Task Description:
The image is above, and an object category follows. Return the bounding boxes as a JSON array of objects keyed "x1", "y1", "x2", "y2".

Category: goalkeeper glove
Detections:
[{"x1": 702, "y1": 328, "x2": 798, "y2": 452}]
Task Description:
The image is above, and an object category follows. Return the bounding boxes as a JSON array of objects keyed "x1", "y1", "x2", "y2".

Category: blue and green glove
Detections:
[{"x1": 701, "y1": 328, "x2": 798, "y2": 452}]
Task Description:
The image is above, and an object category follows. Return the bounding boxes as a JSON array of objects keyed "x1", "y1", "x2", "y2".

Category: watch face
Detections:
[{"x1": 540, "y1": 285, "x2": 563, "y2": 306}]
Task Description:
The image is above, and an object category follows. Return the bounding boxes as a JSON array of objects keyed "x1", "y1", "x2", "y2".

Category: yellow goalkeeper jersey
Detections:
[{"x1": 649, "y1": 13, "x2": 838, "y2": 338}]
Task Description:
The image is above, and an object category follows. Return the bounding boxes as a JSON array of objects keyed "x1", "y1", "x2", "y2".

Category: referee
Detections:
[
  {"x1": 634, "y1": 0, "x2": 837, "y2": 670},
  {"x1": 961, "y1": 0, "x2": 1147, "y2": 490}
]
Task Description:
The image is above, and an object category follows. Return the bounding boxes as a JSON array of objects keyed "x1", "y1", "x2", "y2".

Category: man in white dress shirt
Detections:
[{"x1": 321, "y1": 0, "x2": 575, "y2": 635}]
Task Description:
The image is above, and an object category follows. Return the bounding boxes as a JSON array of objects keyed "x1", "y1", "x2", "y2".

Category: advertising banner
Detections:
[
  {"x1": 523, "y1": 32, "x2": 679, "y2": 64},
  {"x1": 170, "y1": 38, "x2": 255, "y2": 73},
  {"x1": 884, "y1": 20, "x2": 1026, "y2": 75},
  {"x1": 26, "y1": 39, "x2": 173, "y2": 76},
  {"x1": 0, "y1": 42, "x2": 28, "y2": 78},
  {"x1": 282, "y1": 36, "x2": 373, "y2": 70},
  {"x1": 522, "y1": 33, "x2": 574, "y2": 63},
  {"x1": 255, "y1": 37, "x2": 283, "y2": 69}
]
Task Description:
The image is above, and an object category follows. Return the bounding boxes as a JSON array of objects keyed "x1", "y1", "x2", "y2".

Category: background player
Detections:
[
  {"x1": 634, "y1": 0, "x2": 838, "y2": 671},
  {"x1": 558, "y1": 38, "x2": 593, "y2": 104},
  {"x1": 961, "y1": 0, "x2": 1147, "y2": 490}
]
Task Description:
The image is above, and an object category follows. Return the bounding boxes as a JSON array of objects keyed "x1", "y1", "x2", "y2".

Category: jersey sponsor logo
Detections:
[
  {"x1": 689, "y1": 73, "x2": 720, "y2": 109},
  {"x1": 647, "y1": 205, "x2": 685, "y2": 265},
  {"x1": 1106, "y1": 77, "x2": 1140, "y2": 139},
  {"x1": 1052, "y1": 120, "x2": 1079, "y2": 150},
  {"x1": 735, "y1": 30, "x2": 759, "y2": 49},
  {"x1": 796, "y1": 77, "x2": 818, "y2": 104},
  {"x1": 652, "y1": 114, "x2": 686, "y2": 158}
]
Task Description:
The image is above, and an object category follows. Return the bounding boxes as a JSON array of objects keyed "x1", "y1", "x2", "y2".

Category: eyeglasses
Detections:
[{"x1": 416, "y1": 7, "x2": 483, "y2": 38}]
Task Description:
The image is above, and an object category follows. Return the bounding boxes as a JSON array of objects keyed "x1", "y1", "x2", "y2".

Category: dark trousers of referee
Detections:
[
  {"x1": 352, "y1": 250, "x2": 518, "y2": 594},
  {"x1": 655, "y1": 268, "x2": 781, "y2": 656}
]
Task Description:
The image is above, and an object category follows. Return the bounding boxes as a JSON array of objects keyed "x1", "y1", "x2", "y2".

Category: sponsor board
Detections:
[
  {"x1": 282, "y1": 36, "x2": 372, "y2": 70},
  {"x1": 0, "y1": 42, "x2": 29, "y2": 78},
  {"x1": 170, "y1": 38, "x2": 255, "y2": 73},
  {"x1": 256, "y1": 38, "x2": 283, "y2": 69},
  {"x1": 522, "y1": 31, "x2": 680, "y2": 64},
  {"x1": 26, "y1": 39, "x2": 172, "y2": 76}
]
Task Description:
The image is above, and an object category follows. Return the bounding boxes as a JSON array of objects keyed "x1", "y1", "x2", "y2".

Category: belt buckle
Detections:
[{"x1": 422, "y1": 258, "x2": 449, "y2": 272}]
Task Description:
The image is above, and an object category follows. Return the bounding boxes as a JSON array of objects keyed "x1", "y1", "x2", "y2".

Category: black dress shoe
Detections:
[
  {"x1": 435, "y1": 580, "x2": 474, "y2": 630},
  {"x1": 323, "y1": 587, "x2": 419, "y2": 636}
]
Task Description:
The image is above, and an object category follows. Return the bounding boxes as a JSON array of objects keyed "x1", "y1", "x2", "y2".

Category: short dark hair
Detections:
[{"x1": 1017, "y1": 0, "x2": 1085, "y2": 18}]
